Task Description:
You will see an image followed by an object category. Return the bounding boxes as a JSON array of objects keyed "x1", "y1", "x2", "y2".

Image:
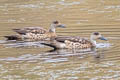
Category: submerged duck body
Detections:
[
  {"x1": 4, "y1": 21, "x2": 65, "y2": 41},
  {"x1": 41, "y1": 32, "x2": 107, "y2": 49}
]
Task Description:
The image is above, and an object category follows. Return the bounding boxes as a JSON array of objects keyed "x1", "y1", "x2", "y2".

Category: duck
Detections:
[
  {"x1": 4, "y1": 20, "x2": 65, "y2": 41},
  {"x1": 41, "y1": 32, "x2": 107, "y2": 50}
]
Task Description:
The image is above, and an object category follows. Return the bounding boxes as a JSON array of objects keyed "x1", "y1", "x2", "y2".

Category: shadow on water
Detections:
[
  {"x1": 0, "y1": 40, "x2": 110, "y2": 63},
  {"x1": 0, "y1": 40, "x2": 45, "y2": 48}
]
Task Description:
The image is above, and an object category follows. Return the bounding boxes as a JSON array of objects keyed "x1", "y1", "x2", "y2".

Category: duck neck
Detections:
[
  {"x1": 49, "y1": 24, "x2": 56, "y2": 33},
  {"x1": 90, "y1": 36, "x2": 96, "y2": 46}
]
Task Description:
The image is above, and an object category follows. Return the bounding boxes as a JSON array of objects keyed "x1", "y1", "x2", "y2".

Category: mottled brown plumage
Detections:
[
  {"x1": 4, "y1": 20, "x2": 65, "y2": 41},
  {"x1": 41, "y1": 32, "x2": 107, "y2": 49},
  {"x1": 55, "y1": 36, "x2": 93, "y2": 49},
  {"x1": 13, "y1": 27, "x2": 47, "y2": 35}
]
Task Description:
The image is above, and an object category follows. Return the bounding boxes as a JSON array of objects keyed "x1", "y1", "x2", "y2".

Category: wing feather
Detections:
[
  {"x1": 55, "y1": 36, "x2": 91, "y2": 44},
  {"x1": 13, "y1": 27, "x2": 47, "y2": 35}
]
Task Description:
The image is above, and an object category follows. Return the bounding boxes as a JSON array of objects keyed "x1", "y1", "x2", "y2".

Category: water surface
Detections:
[{"x1": 0, "y1": 0, "x2": 120, "y2": 80}]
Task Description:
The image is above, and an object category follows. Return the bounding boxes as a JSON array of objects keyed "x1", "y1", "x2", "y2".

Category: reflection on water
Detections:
[
  {"x1": 0, "y1": 47, "x2": 119, "y2": 80},
  {"x1": 0, "y1": 40, "x2": 111, "y2": 63},
  {"x1": 3, "y1": 41, "x2": 45, "y2": 48},
  {"x1": 0, "y1": 0, "x2": 120, "y2": 80}
]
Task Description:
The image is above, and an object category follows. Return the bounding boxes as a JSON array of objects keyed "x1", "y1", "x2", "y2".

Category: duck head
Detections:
[
  {"x1": 90, "y1": 32, "x2": 107, "y2": 46},
  {"x1": 91, "y1": 32, "x2": 107, "y2": 41},
  {"x1": 49, "y1": 20, "x2": 66, "y2": 32},
  {"x1": 52, "y1": 20, "x2": 66, "y2": 28}
]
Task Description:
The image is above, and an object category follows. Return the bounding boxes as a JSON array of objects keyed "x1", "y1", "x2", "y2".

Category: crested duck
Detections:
[
  {"x1": 41, "y1": 32, "x2": 107, "y2": 49},
  {"x1": 4, "y1": 20, "x2": 65, "y2": 41}
]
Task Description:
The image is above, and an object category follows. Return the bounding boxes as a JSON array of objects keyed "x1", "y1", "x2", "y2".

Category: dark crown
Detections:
[
  {"x1": 93, "y1": 32, "x2": 99, "y2": 35},
  {"x1": 53, "y1": 20, "x2": 59, "y2": 24}
]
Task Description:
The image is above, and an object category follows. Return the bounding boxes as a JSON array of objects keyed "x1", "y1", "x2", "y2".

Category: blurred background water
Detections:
[{"x1": 0, "y1": 0, "x2": 120, "y2": 80}]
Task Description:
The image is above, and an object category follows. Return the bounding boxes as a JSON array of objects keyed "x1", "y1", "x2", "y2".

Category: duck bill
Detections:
[
  {"x1": 57, "y1": 24, "x2": 66, "y2": 28},
  {"x1": 99, "y1": 36, "x2": 107, "y2": 41}
]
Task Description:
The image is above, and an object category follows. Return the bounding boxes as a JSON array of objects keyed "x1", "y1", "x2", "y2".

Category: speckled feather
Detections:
[
  {"x1": 55, "y1": 36, "x2": 94, "y2": 49},
  {"x1": 41, "y1": 32, "x2": 107, "y2": 49},
  {"x1": 13, "y1": 27, "x2": 47, "y2": 35},
  {"x1": 5, "y1": 20, "x2": 65, "y2": 41},
  {"x1": 11, "y1": 27, "x2": 57, "y2": 41}
]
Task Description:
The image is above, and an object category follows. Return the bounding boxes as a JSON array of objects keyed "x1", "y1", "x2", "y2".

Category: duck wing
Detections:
[
  {"x1": 41, "y1": 36, "x2": 93, "y2": 49},
  {"x1": 13, "y1": 27, "x2": 47, "y2": 35},
  {"x1": 4, "y1": 35, "x2": 21, "y2": 40},
  {"x1": 55, "y1": 36, "x2": 73, "y2": 43},
  {"x1": 55, "y1": 36, "x2": 91, "y2": 44},
  {"x1": 56, "y1": 36, "x2": 93, "y2": 49}
]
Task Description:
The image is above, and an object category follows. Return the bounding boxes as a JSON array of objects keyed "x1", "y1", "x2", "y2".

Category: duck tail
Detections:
[
  {"x1": 41, "y1": 42, "x2": 57, "y2": 50},
  {"x1": 13, "y1": 29, "x2": 26, "y2": 35},
  {"x1": 4, "y1": 35, "x2": 20, "y2": 40}
]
